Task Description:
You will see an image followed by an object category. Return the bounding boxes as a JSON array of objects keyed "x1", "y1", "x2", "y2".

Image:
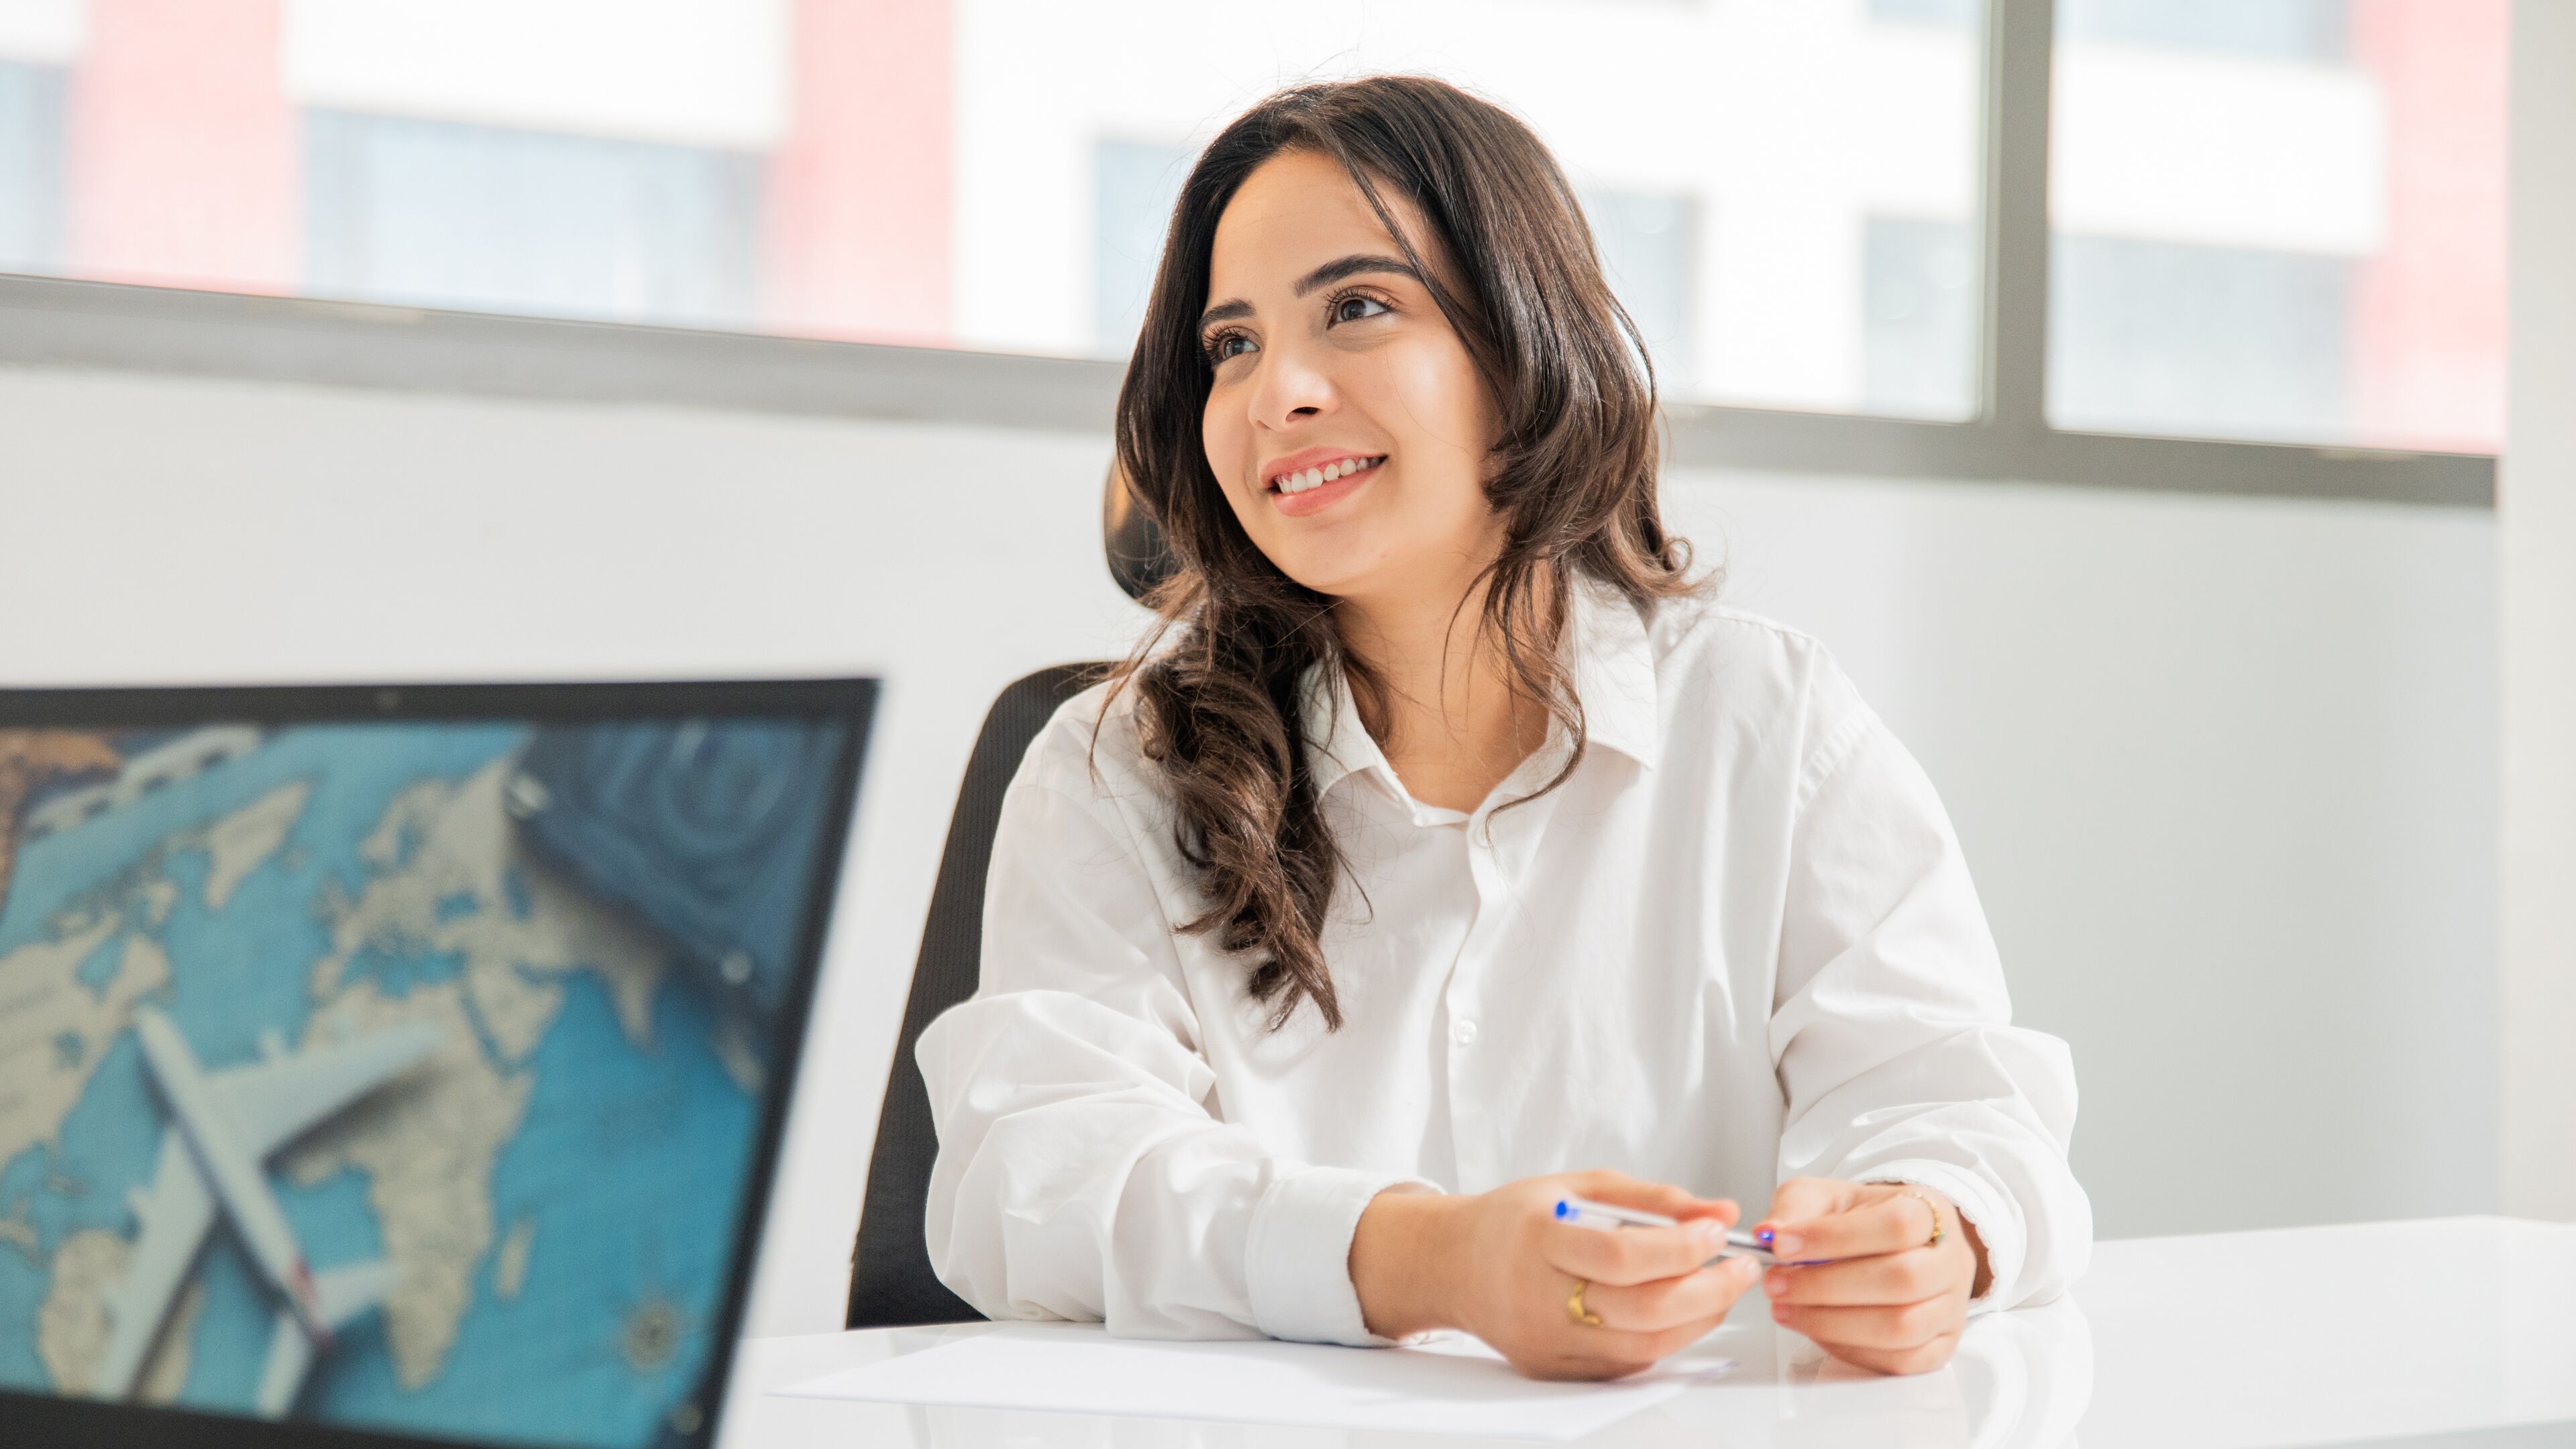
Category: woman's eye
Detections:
[
  {"x1": 1205, "y1": 332, "x2": 1255, "y2": 363},
  {"x1": 1331, "y1": 294, "x2": 1390, "y2": 324}
]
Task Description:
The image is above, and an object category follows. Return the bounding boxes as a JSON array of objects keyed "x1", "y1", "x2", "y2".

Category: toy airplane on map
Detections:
[{"x1": 95, "y1": 1008, "x2": 441, "y2": 1417}]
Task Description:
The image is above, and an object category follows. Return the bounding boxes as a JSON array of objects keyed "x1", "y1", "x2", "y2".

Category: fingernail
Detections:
[
  {"x1": 1764, "y1": 1269, "x2": 1787, "y2": 1295},
  {"x1": 1769, "y1": 1230, "x2": 1803, "y2": 1254},
  {"x1": 1770, "y1": 1303, "x2": 1790, "y2": 1322},
  {"x1": 1693, "y1": 1220, "x2": 1726, "y2": 1248}
]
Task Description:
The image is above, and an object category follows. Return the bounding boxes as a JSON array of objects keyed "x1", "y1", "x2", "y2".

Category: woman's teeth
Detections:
[{"x1": 1276, "y1": 455, "x2": 1385, "y2": 494}]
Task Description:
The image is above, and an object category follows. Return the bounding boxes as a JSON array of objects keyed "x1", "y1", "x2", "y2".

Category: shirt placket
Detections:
[{"x1": 1439, "y1": 757, "x2": 1574, "y2": 1193}]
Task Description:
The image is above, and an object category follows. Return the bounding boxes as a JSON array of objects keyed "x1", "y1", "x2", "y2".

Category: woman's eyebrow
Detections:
[
  {"x1": 1197, "y1": 299, "x2": 1253, "y2": 331},
  {"x1": 1196, "y1": 254, "x2": 1419, "y2": 331},
  {"x1": 1295, "y1": 253, "x2": 1419, "y2": 295}
]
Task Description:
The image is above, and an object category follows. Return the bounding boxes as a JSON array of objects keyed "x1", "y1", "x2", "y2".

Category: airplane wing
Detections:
[
  {"x1": 95, "y1": 1131, "x2": 217, "y2": 1400},
  {"x1": 254, "y1": 1260, "x2": 396, "y2": 1418},
  {"x1": 311, "y1": 1260, "x2": 396, "y2": 1328},
  {"x1": 209, "y1": 1022, "x2": 445, "y2": 1159}
]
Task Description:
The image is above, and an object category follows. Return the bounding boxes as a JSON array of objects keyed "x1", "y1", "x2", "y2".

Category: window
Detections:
[
  {"x1": 0, "y1": 0, "x2": 2505, "y2": 486},
  {"x1": 0, "y1": 0, "x2": 1990, "y2": 422},
  {"x1": 2047, "y1": 0, "x2": 2507, "y2": 451}
]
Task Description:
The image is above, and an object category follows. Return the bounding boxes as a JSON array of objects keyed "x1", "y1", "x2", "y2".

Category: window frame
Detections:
[{"x1": 0, "y1": 0, "x2": 2492, "y2": 508}]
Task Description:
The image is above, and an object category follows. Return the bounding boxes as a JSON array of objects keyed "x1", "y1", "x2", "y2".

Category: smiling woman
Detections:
[
  {"x1": 1116, "y1": 83, "x2": 1697, "y2": 1020},
  {"x1": 916, "y1": 76, "x2": 2089, "y2": 1387}
]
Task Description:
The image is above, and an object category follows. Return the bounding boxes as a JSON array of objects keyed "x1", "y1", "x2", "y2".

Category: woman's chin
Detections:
[
  {"x1": 1260, "y1": 534, "x2": 1383, "y2": 598},
  {"x1": 1278, "y1": 555, "x2": 1398, "y2": 603}
]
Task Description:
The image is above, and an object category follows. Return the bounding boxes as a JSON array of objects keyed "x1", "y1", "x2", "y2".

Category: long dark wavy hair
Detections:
[{"x1": 1106, "y1": 75, "x2": 1700, "y2": 1030}]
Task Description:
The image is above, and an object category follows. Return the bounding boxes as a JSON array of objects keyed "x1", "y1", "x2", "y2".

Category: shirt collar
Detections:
[
  {"x1": 1299, "y1": 661, "x2": 1387, "y2": 804},
  {"x1": 1298, "y1": 574, "x2": 1662, "y2": 803},
  {"x1": 1563, "y1": 574, "x2": 1662, "y2": 773}
]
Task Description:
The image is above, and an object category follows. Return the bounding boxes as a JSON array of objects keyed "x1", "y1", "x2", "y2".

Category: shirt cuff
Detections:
[
  {"x1": 1860, "y1": 1160, "x2": 2026, "y2": 1313},
  {"x1": 1243, "y1": 1165, "x2": 1436, "y2": 1346}
]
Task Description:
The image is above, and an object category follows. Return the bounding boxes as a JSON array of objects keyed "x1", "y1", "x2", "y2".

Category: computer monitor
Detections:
[{"x1": 0, "y1": 680, "x2": 875, "y2": 1449}]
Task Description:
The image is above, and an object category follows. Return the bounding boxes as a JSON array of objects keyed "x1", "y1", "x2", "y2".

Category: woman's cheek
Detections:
[
  {"x1": 1201, "y1": 408, "x2": 1239, "y2": 487},
  {"x1": 1376, "y1": 337, "x2": 1496, "y2": 466},
  {"x1": 1201, "y1": 415, "x2": 1260, "y2": 519}
]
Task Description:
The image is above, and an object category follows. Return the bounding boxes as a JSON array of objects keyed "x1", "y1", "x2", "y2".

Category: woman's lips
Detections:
[{"x1": 1268, "y1": 454, "x2": 1384, "y2": 517}]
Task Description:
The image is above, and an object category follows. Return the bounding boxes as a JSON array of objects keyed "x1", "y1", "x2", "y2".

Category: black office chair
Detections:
[{"x1": 845, "y1": 466, "x2": 1173, "y2": 1328}]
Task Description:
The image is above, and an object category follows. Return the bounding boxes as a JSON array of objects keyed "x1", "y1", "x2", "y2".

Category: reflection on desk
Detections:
[
  {"x1": 1655, "y1": 1294, "x2": 2090, "y2": 1448},
  {"x1": 720, "y1": 1217, "x2": 2576, "y2": 1449}
]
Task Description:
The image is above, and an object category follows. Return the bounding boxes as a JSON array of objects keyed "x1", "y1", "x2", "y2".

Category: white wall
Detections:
[
  {"x1": 2501, "y1": 0, "x2": 2576, "y2": 1221},
  {"x1": 1682, "y1": 476, "x2": 2496, "y2": 1237},
  {"x1": 0, "y1": 362, "x2": 2496, "y2": 1334}
]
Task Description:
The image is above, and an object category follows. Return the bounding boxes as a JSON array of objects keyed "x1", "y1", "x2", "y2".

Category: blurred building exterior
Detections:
[{"x1": 0, "y1": 0, "x2": 2504, "y2": 451}]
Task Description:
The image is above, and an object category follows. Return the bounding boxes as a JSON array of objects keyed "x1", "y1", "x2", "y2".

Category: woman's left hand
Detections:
[{"x1": 1752, "y1": 1177, "x2": 1990, "y2": 1376}]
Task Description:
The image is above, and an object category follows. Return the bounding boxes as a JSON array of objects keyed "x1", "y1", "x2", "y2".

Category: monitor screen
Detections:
[{"x1": 0, "y1": 700, "x2": 865, "y2": 1448}]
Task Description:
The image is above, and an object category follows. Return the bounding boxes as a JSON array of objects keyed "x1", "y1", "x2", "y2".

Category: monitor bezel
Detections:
[{"x1": 0, "y1": 677, "x2": 879, "y2": 1449}]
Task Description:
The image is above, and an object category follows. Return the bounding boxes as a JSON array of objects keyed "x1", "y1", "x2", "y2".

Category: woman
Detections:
[{"x1": 918, "y1": 76, "x2": 2088, "y2": 1381}]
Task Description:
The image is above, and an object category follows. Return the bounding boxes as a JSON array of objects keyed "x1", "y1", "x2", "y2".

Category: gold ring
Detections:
[
  {"x1": 1566, "y1": 1279, "x2": 1603, "y2": 1328},
  {"x1": 1901, "y1": 1188, "x2": 1944, "y2": 1248}
]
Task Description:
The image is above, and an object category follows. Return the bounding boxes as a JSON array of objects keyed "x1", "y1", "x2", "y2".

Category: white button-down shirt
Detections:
[{"x1": 918, "y1": 581, "x2": 2090, "y2": 1346}]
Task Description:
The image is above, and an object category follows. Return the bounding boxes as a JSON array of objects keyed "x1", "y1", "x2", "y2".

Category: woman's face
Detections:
[{"x1": 1198, "y1": 148, "x2": 1503, "y2": 605}]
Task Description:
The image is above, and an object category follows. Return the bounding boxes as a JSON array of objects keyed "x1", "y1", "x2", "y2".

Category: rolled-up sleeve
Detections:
[
  {"x1": 1768, "y1": 669, "x2": 2093, "y2": 1310},
  {"x1": 916, "y1": 759, "x2": 1426, "y2": 1344}
]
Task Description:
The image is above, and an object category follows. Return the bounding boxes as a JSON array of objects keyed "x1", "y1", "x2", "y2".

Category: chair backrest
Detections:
[{"x1": 846, "y1": 661, "x2": 1104, "y2": 1328}]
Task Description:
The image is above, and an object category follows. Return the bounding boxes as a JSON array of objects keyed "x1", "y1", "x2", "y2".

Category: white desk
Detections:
[{"x1": 717, "y1": 1217, "x2": 2576, "y2": 1448}]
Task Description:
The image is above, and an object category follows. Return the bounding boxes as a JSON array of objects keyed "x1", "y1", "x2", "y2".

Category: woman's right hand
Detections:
[{"x1": 1349, "y1": 1169, "x2": 1764, "y2": 1380}]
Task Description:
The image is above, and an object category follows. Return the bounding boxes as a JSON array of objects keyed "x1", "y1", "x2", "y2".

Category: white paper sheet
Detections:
[{"x1": 771, "y1": 1322, "x2": 1733, "y2": 1441}]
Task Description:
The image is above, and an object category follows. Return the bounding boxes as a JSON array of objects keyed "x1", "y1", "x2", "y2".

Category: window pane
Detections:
[
  {"x1": 1588, "y1": 189, "x2": 1701, "y2": 393},
  {"x1": 0, "y1": 59, "x2": 66, "y2": 270},
  {"x1": 304, "y1": 110, "x2": 763, "y2": 326},
  {"x1": 1864, "y1": 216, "x2": 1978, "y2": 419},
  {"x1": 2047, "y1": 0, "x2": 2507, "y2": 451},
  {"x1": 0, "y1": 0, "x2": 1988, "y2": 421},
  {"x1": 1091, "y1": 138, "x2": 1191, "y2": 359}
]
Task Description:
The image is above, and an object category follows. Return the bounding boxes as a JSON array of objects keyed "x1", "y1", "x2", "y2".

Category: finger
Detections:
[
  {"x1": 1762, "y1": 1248, "x2": 1949, "y2": 1307},
  {"x1": 1546, "y1": 1216, "x2": 1731, "y2": 1287},
  {"x1": 1816, "y1": 1332, "x2": 1963, "y2": 1378},
  {"x1": 1752, "y1": 1177, "x2": 1850, "y2": 1248},
  {"x1": 1771, "y1": 1296, "x2": 1960, "y2": 1352},
  {"x1": 1534, "y1": 1313, "x2": 1731, "y2": 1380},
  {"x1": 1580, "y1": 1257, "x2": 1763, "y2": 1332},
  {"x1": 1764, "y1": 1191, "x2": 1938, "y2": 1262},
  {"x1": 1563, "y1": 1171, "x2": 1740, "y2": 1226}
]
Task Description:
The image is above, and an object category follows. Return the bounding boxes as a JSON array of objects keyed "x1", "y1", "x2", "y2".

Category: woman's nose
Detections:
[{"x1": 1247, "y1": 341, "x2": 1336, "y2": 429}]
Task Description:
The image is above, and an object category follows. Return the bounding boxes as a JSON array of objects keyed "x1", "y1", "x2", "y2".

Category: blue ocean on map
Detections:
[{"x1": 0, "y1": 719, "x2": 818, "y2": 1448}]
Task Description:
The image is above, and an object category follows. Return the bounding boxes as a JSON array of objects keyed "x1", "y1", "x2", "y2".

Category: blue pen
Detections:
[{"x1": 1552, "y1": 1193, "x2": 1787, "y2": 1266}]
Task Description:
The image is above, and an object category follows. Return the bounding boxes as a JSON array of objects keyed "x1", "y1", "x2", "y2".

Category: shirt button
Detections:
[{"x1": 1451, "y1": 1018, "x2": 1478, "y2": 1046}]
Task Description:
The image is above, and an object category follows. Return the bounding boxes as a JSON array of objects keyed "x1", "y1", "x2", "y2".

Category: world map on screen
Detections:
[{"x1": 0, "y1": 719, "x2": 808, "y2": 1448}]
